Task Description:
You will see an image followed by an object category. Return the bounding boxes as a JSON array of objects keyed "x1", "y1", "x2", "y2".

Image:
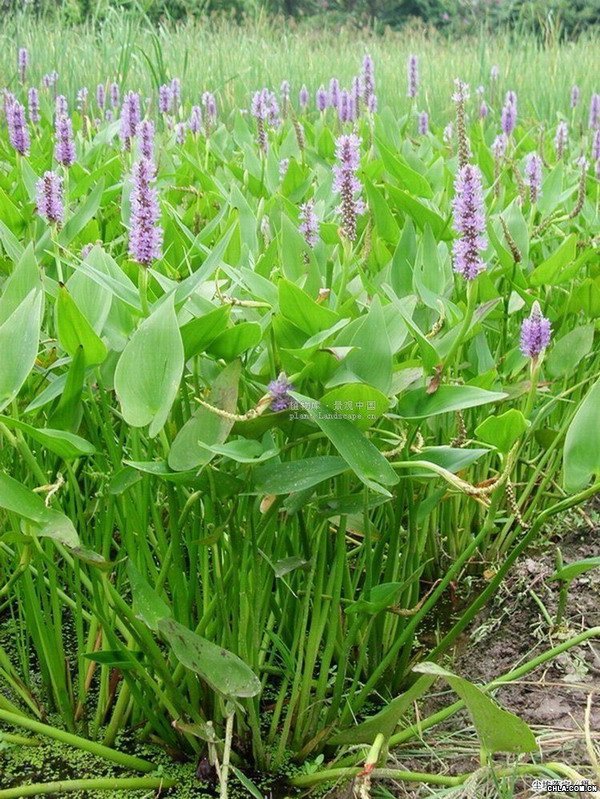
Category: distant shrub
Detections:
[{"x1": 3, "y1": 0, "x2": 600, "y2": 36}]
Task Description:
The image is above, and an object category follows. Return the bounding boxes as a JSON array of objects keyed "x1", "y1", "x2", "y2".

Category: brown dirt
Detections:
[{"x1": 328, "y1": 505, "x2": 600, "y2": 799}]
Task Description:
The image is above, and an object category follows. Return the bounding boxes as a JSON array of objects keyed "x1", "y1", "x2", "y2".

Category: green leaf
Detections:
[
  {"x1": 550, "y1": 557, "x2": 600, "y2": 584},
  {"x1": 180, "y1": 306, "x2": 231, "y2": 360},
  {"x1": 475, "y1": 409, "x2": 529, "y2": 453},
  {"x1": 395, "y1": 386, "x2": 507, "y2": 420},
  {"x1": 278, "y1": 279, "x2": 339, "y2": 336},
  {"x1": 545, "y1": 325, "x2": 595, "y2": 379},
  {"x1": 563, "y1": 376, "x2": 600, "y2": 493},
  {"x1": 530, "y1": 234, "x2": 577, "y2": 286},
  {"x1": 0, "y1": 472, "x2": 79, "y2": 548},
  {"x1": 413, "y1": 662, "x2": 537, "y2": 754},
  {"x1": 168, "y1": 361, "x2": 241, "y2": 472},
  {"x1": 0, "y1": 289, "x2": 42, "y2": 413},
  {"x1": 207, "y1": 322, "x2": 261, "y2": 360},
  {"x1": 408, "y1": 446, "x2": 488, "y2": 474},
  {"x1": 364, "y1": 179, "x2": 400, "y2": 243},
  {"x1": 0, "y1": 244, "x2": 42, "y2": 326},
  {"x1": 290, "y1": 393, "x2": 398, "y2": 494},
  {"x1": 321, "y1": 384, "x2": 389, "y2": 431},
  {"x1": 329, "y1": 675, "x2": 435, "y2": 745},
  {"x1": 58, "y1": 179, "x2": 105, "y2": 247},
  {"x1": 254, "y1": 456, "x2": 348, "y2": 495},
  {"x1": 0, "y1": 417, "x2": 95, "y2": 460},
  {"x1": 158, "y1": 617, "x2": 261, "y2": 699},
  {"x1": 56, "y1": 285, "x2": 107, "y2": 366},
  {"x1": 127, "y1": 561, "x2": 171, "y2": 632},
  {"x1": 114, "y1": 295, "x2": 184, "y2": 437}
]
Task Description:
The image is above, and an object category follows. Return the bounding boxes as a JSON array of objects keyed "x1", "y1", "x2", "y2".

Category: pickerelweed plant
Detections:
[{"x1": 0, "y1": 45, "x2": 599, "y2": 794}]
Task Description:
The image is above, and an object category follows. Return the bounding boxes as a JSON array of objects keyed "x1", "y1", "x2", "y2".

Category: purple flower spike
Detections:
[
  {"x1": 251, "y1": 89, "x2": 270, "y2": 153},
  {"x1": 452, "y1": 164, "x2": 487, "y2": 280},
  {"x1": 7, "y1": 101, "x2": 30, "y2": 155},
  {"x1": 36, "y1": 171, "x2": 64, "y2": 225},
  {"x1": 524, "y1": 152, "x2": 543, "y2": 203},
  {"x1": 589, "y1": 94, "x2": 600, "y2": 129},
  {"x1": 520, "y1": 301, "x2": 551, "y2": 360},
  {"x1": 492, "y1": 133, "x2": 507, "y2": 160},
  {"x1": 592, "y1": 128, "x2": 600, "y2": 161},
  {"x1": 54, "y1": 115, "x2": 76, "y2": 167},
  {"x1": 418, "y1": 111, "x2": 429, "y2": 135},
  {"x1": 158, "y1": 84, "x2": 172, "y2": 114},
  {"x1": 138, "y1": 119, "x2": 155, "y2": 161},
  {"x1": 479, "y1": 100, "x2": 489, "y2": 119},
  {"x1": 120, "y1": 91, "x2": 141, "y2": 150},
  {"x1": 189, "y1": 105, "x2": 202, "y2": 135},
  {"x1": 18, "y1": 48, "x2": 28, "y2": 83},
  {"x1": 407, "y1": 54, "x2": 419, "y2": 99},
  {"x1": 28, "y1": 87, "x2": 40, "y2": 125},
  {"x1": 367, "y1": 93, "x2": 378, "y2": 114},
  {"x1": 333, "y1": 133, "x2": 365, "y2": 242},
  {"x1": 299, "y1": 199, "x2": 319, "y2": 248},
  {"x1": 329, "y1": 77, "x2": 340, "y2": 109},
  {"x1": 76, "y1": 87, "x2": 88, "y2": 112},
  {"x1": 338, "y1": 90, "x2": 350, "y2": 123},
  {"x1": 55, "y1": 95, "x2": 68, "y2": 118},
  {"x1": 501, "y1": 91, "x2": 517, "y2": 136},
  {"x1": 361, "y1": 53, "x2": 375, "y2": 109},
  {"x1": 352, "y1": 76, "x2": 361, "y2": 118},
  {"x1": 490, "y1": 65, "x2": 499, "y2": 81},
  {"x1": 316, "y1": 85, "x2": 328, "y2": 112},
  {"x1": 175, "y1": 122, "x2": 186, "y2": 144},
  {"x1": 202, "y1": 92, "x2": 217, "y2": 129},
  {"x1": 128, "y1": 158, "x2": 162, "y2": 266},
  {"x1": 96, "y1": 83, "x2": 106, "y2": 110},
  {"x1": 570, "y1": 85, "x2": 580, "y2": 109},
  {"x1": 299, "y1": 85, "x2": 309, "y2": 110},
  {"x1": 110, "y1": 82, "x2": 120, "y2": 109},
  {"x1": 279, "y1": 158, "x2": 289, "y2": 178},
  {"x1": 268, "y1": 373, "x2": 294, "y2": 411},
  {"x1": 43, "y1": 71, "x2": 58, "y2": 91},
  {"x1": 170, "y1": 78, "x2": 181, "y2": 111},
  {"x1": 554, "y1": 121, "x2": 568, "y2": 159},
  {"x1": 280, "y1": 80, "x2": 290, "y2": 115}
]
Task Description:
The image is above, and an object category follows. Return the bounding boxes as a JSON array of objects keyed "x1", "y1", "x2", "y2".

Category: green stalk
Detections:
[
  {"x1": 0, "y1": 777, "x2": 177, "y2": 798},
  {"x1": 0, "y1": 710, "x2": 157, "y2": 773}
]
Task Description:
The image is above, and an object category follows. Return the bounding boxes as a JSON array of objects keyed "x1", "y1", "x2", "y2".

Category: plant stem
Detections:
[
  {"x1": 0, "y1": 710, "x2": 157, "y2": 773},
  {"x1": 0, "y1": 777, "x2": 177, "y2": 798}
]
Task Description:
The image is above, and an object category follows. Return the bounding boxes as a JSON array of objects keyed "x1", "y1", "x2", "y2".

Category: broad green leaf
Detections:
[
  {"x1": 115, "y1": 295, "x2": 184, "y2": 437},
  {"x1": 546, "y1": 325, "x2": 595, "y2": 379},
  {"x1": 290, "y1": 393, "x2": 398, "y2": 494},
  {"x1": 158, "y1": 617, "x2": 261, "y2": 699},
  {"x1": 413, "y1": 662, "x2": 537, "y2": 754},
  {"x1": 0, "y1": 289, "x2": 42, "y2": 413},
  {"x1": 169, "y1": 361, "x2": 241, "y2": 472},
  {"x1": 58, "y1": 179, "x2": 105, "y2": 247},
  {"x1": 180, "y1": 306, "x2": 231, "y2": 360},
  {"x1": 321, "y1": 384, "x2": 389, "y2": 431},
  {"x1": 254, "y1": 456, "x2": 348, "y2": 495},
  {"x1": 364, "y1": 179, "x2": 400, "y2": 243},
  {"x1": 530, "y1": 234, "x2": 577, "y2": 286},
  {"x1": 408, "y1": 446, "x2": 488, "y2": 473},
  {"x1": 0, "y1": 472, "x2": 79, "y2": 548},
  {"x1": 0, "y1": 416, "x2": 95, "y2": 459},
  {"x1": 207, "y1": 438, "x2": 278, "y2": 464},
  {"x1": 0, "y1": 245, "x2": 42, "y2": 326},
  {"x1": 329, "y1": 675, "x2": 435, "y2": 744},
  {"x1": 128, "y1": 561, "x2": 171, "y2": 632},
  {"x1": 475, "y1": 409, "x2": 529, "y2": 453},
  {"x1": 278, "y1": 279, "x2": 339, "y2": 336},
  {"x1": 550, "y1": 557, "x2": 600, "y2": 584},
  {"x1": 207, "y1": 322, "x2": 262, "y2": 360},
  {"x1": 395, "y1": 386, "x2": 507, "y2": 420},
  {"x1": 563, "y1": 376, "x2": 600, "y2": 492},
  {"x1": 56, "y1": 285, "x2": 107, "y2": 366}
]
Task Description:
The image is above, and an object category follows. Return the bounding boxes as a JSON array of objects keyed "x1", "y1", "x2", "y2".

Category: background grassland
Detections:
[{"x1": 2, "y1": 13, "x2": 600, "y2": 121}]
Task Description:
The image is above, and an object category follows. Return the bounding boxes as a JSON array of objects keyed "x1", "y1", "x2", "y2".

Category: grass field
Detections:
[
  {"x1": 2, "y1": 13, "x2": 600, "y2": 120},
  {"x1": 0, "y1": 10, "x2": 599, "y2": 799}
]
